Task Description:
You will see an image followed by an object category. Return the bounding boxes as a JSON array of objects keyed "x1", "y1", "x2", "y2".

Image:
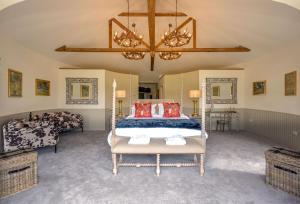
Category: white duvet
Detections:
[{"x1": 107, "y1": 114, "x2": 207, "y2": 145}]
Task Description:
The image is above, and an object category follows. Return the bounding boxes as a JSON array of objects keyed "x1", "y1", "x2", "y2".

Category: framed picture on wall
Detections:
[
  {"x1": 80, "y1": 84, "x2": 90, "y2": 98},
  {"x1": 253, "y1": 81, "x2": 266, "y2": 95},
  {"x1": 285, "y1": 71, "x2": 297, "y2": 96},
  {"x1": 8, "y1": 69, "x2": 22, "y2": 97},
  {"x1": 35, "y1": 79, "x2": 50, "y2": 96},
  {"x1": 212, "y1": 86, "x2": 220, "y2": 97}
]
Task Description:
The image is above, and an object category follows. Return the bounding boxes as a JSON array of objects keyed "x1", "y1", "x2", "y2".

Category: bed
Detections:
[{"x1": 108, "y1": 80, "x2": 207, "y2": 176}]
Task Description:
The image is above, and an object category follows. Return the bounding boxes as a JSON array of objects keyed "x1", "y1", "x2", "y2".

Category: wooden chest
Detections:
[
  {"x1": 265, "y1": 147, "x2": 300, "y2": 197},
  {"x1": 0, "y1": 149, "x2": 38, "y2": 198}
]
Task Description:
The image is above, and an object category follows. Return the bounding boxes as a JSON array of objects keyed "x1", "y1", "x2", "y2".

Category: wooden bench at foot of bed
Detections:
[{"x1": 111, "y1": 136, "x2": 206, "y2": 176}]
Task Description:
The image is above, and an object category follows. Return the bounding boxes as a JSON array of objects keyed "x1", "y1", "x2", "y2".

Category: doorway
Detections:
[{"x1": 138, "y1": 83, "x2": 159, "y2": 99}]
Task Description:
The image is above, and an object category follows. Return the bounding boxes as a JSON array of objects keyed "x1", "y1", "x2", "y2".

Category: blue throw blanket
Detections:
[{"x1": 116, "y1": 118, "x2": 201, "y2": 130}]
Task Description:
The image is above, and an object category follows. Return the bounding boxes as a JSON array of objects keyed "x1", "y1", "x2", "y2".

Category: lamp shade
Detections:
[
  {"x1": 116, "y1": 90, "x2": 126, "y2": 98},
  {"x1": 189, "y1": 90, "x2": 201, "y2": 98}
]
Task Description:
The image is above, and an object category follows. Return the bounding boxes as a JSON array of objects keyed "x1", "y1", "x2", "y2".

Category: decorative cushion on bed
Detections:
[
  {"x1": 163, "y1": 102, "x2": 181, "y2": 118},
  {"x1": 134, "y1": 103, "x2": 152, "y2": 118},
  {"x1": 132, "y1": 103, "x2": 157, "y2": 116}
]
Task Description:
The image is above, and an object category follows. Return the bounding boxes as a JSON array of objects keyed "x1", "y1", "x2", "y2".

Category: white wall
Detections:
[
  {"x1": 0, "y1": 36, "x2": 66, "y2": 116},
  {"x1": 58, "y1": 69, "x2": 106, "y2": 109},
  {"x1": 161, "y1": 71, "x2": 199, "y2": 109},
  {"x1": 57, "y1": 69, "x2": 106, "y2": 130},
  {"x1": 234, "y1": 42, "x2": 300, "y2": 115},
  {"x1": 199, "y1": 70, "x2": 245, "y2": 109},
  {"x1": 105, "y1": 71, "x2": 139, "y2": 110}
]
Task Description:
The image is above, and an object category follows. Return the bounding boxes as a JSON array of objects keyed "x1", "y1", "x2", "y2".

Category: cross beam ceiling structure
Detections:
[{"x1": 55, "y1": 0, "x2": 250, "y2": 71}]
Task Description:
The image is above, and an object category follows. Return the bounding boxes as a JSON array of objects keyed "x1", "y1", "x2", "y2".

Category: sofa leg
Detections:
[{"x1": 54, "y1": 145, "x2": 57, "y2": 153}]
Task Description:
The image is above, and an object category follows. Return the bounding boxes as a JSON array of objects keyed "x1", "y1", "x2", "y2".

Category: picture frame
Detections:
[
  {"x1": 66, "y1": 78, "x2": 98, "y2": 105},
  {"x1": 285, "y1": 71, "x2": 297, "y2": 96},
  {"x1": 8, "y1": 69, "x2": 22, "y2": 97},
  {"x1": 206, "y1": 78, "x2": 238, "y2": 104},
  {"x1": 35, "y1": 79, "x2": 51, "y2": 96},
  {"x1": 253, "y1": 81, "x2": 266, "y2": 95}
]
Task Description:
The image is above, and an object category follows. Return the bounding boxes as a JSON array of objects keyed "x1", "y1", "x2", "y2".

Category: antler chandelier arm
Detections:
[
  {"x1": 155, "y1": 17, "x2": 193, "y2": 49},
  {"x1": 111, "y1": 18, "x2": 150, "y2": 49}
]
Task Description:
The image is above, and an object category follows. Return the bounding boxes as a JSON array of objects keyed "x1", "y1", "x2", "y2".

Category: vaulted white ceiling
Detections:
[{"x1": 1, "y1": 0, "x2": 300, "y2": 81}]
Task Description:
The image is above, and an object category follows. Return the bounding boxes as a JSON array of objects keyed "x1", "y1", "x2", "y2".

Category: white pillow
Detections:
[
  {"x1": 158, "y1": 103, "x2": 164, "y2": 116},
  {"x1": 151, "y1": 104, "x2": 157, "y2": 116}
]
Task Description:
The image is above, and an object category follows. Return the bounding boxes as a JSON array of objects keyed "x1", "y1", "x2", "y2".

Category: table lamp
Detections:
[
  {"x1": 189, "y1": 90, "x2": 201, "y2": 116},
  {"x1": 116, "y1": 90, "x2": 126, "y2": 117}
]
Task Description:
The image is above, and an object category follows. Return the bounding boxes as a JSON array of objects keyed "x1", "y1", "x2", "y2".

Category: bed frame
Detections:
[{"x1": 110, "y1": 80, "x2": 207, "y2": 176}]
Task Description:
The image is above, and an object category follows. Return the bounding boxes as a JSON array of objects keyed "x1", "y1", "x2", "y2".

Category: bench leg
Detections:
[
  {"x1": 54, "y1": 145, "x2": 57, "y2": 153},
  {"x1": 156, "y1": 154, "x2": 160, "y2": 176},
  {"x1": 200, "y1": 154, "x2": 205, "y2": 176},
  {"x1": 194, "y1": 154, "x2": 198, "y2": 163},
  {"x1": 112, "y1": 153, "x2": 118, "y2": 175}
]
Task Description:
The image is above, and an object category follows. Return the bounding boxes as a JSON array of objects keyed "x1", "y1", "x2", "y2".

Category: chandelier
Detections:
[
  {"x1": 161, "y1": 0, "x2": 192, "y2": 48},
  {"x1": 113, "y1": 0, "x2": 145, "y2": 60},
  {"x1": 159, "y1": 24, "x2": 183, "y2": 60},
  {"x1": 122, "y1": 51, "x2": 145, "y2": 60},
  {"x1": 113, "y1": 23, "x2": 143, "y2": 48},
  {"x1": 162, "y1": 23, "x2": 192, "y2": 47},
  {"x1": 159, "y1": 51, "x2": 182, "y2": 60}
]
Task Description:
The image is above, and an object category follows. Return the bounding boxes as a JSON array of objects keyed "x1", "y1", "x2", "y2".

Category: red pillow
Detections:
[
  {"x1": 135, "y1": 103, "x2": 152, "y2": 118},
  {"x1": 163, "y1": 102, "x2": 181, "y2": 118}
]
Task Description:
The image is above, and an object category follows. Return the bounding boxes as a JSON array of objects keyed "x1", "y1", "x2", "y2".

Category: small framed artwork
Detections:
[
  {"x1": 253, "y1": 81, "x2": 266, "y2": 95},
  {"x1": 35, "y1": 79, "x2": 50, "y2": 96},
  {"x1": 285, "y1": 71, "x2": 297, "y2": 96},
  {"x1": 8, "y1": 69, "x2": 22, "y2": 97},
  {"x1": 212, "y1": 86, "x2": 220, "y2": 97},
  {"x1": 80, "y1": 84, "x2": 90, "y2": 98}
]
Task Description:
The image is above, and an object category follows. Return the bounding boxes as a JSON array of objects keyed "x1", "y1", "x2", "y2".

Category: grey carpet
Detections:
[{"x1": 1, "y1": 131, "x2": 300, "y2": 204}]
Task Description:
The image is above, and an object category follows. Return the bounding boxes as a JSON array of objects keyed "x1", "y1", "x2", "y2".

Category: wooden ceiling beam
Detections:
[
  {"x1": 148, "y1": 0, "x2": 156, "y2": 51},
  {"x1": 150, "y1": 54, "x2": 155, "y2": 71},
  {"x1": 148, "y1": 0, "x2": 156, "y2": 71},
  {"x1": 118, "y1": 12, "x2": 187, "y2": 17},
  {"x1": 55, "y1": 46, "x2": 250, "y2": 53},
  {"x1": 109, "y1": 19, "x2": 112, "y2": 48},
  {"x1": 156, "y1": 46, "x2": 251, "y2": 52},
  {"x1": 55, "y1": 46, "x2": 150, "y2": 52}
]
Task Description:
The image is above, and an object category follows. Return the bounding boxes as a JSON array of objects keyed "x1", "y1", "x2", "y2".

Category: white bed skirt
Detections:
[{"x1": 107, "y1": 128, "x2": 207, "y2": 146}]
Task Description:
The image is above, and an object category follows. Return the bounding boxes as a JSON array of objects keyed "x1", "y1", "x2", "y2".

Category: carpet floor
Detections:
[{"x1": 1, "y1": 131, "x2": 299, "y2": 204}]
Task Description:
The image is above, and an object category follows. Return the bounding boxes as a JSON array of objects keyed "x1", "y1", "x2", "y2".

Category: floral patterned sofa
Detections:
[
  {"x1": 2, "y1": 112, "x2": 83, "y2": 153},
  {"x1": 3, "y1": 119, "x2": 59, "y2": 153},
  {"x1": 41, "y1": 112, "x2": 83, "y2": 132}
]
